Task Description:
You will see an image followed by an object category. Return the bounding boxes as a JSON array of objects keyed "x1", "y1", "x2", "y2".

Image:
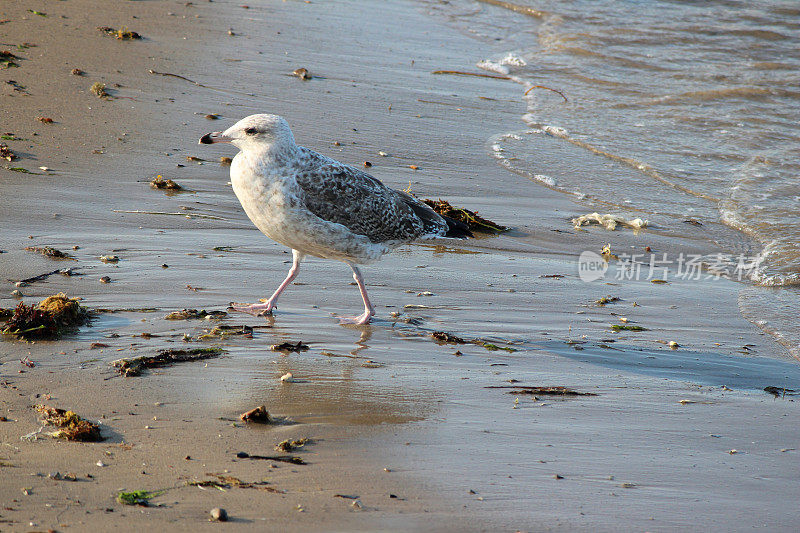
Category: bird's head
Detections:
[{"x1": 199, "y1": 114, "x2": 295, "y2": 151}]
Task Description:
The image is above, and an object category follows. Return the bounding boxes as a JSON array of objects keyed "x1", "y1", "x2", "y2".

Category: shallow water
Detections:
[{"x1": 424, "y1": 0, "x2": 800, "y2": 356}]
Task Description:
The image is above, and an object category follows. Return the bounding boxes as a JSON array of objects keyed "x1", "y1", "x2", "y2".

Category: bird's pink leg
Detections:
[
  {"x1": 229, "y1": 250, "x2": 303, "y2": 316},
  {"x1": 339, "y1": 264, "x2": 375, "y2": 325}
]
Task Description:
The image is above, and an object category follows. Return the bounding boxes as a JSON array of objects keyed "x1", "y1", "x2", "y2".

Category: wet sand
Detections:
[{"x1": 1, "y1": 0, "x2": 799, "y2": 531}]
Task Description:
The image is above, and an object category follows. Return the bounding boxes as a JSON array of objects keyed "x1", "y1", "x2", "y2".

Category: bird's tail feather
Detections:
[{"x1": 442, "y1": 215, "x2": 474, "y2": 239}]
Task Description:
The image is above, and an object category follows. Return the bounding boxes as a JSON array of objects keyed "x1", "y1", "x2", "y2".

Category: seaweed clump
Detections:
[
  {"x1": 2, "y1": 293, "x2": 88, "y2": 339},
  {"x1": 431, "y1": 331, "x2": 467, "y2": 344},
  {"x1": 422, "y1": 199, "x2": 507, "y2": 234},
  {"x1": 150, "y1": 175, "x2": 182, "y2": 190},
  {"x1": 0, "y1": 50, "x2": 18, "y2": 69},
  {"x1": 25, "y1": 246, "x2": 74, "y2": 259},
  {"x1": 90, "y1": 82, "x2": 111, "y2": 99},
  {"x1": 117, "y1": 489, "x2": 166, "y2": 506},
  {"x1": 275, "y1": 437, "x2": 309, "y2": 452},
  {"x1": 35, "y1": 405, "x2": 104, "y2": 441},
  {"x1": 97, "y1": 26, "x2": 142, "y2": 40},
  {"x1": 0, "y1": 143, "x2": 16, "y2": 161},
  {"x1": 164, "y1": 308, "x2": 226, "y2": 320}
]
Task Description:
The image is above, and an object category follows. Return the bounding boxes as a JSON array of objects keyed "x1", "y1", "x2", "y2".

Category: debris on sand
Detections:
[
  {"x1": 149, "y1": 175, "x2": 182, "y2": 190},
  {"x1": 194, "y1": 475, "x2": 283, "y2": 493},
  {"x1": 97, "y1": 26, "x2": 142, "y2": 40},
  {"x1": 112, "y1": 347, "x2": 224, "y2": 377},
  {"x1": 595, "y1": 296, "x2": 620, "y2": 306},
  {"x1": 572, "y1": 212, "x2": 648, "y2": 231},
  {"x1": 270, "y1": 341, "x2": 309, "y2": 353},
  {"x1": 35, "y1": 405, "x2": 104, "y2": 441},
  {"x1": 485, "y1": 385, "x2": 597, "y2": 397},
  {"x1": 210, "y1": 507, "x2": 228, "y2": 521},
  {"x1": 25, "y1": 246, "x2": 74, "y2": 259},
  {"x1": 275, "y1": 438, "x2": 309, "y2": 452},
  {"x1": 164, "y1": 309, "x2": 227, "y2": 320},
  {"x1": 479, "y1": 341, "x2": 517, "y2": 352},
  {"x1": 1, "y1": 293, "x2": 88, "y2": 339},
  {"x1": 15, "y1": 268, "x2": 78, "y2": 287},
  {"x1": 0, "y1": 143, "x2": 16, "y2": 161},
  {"x1": 764, "y1": 386, "x2": 798, "y2": 397},
  {"x1": 292, "y1": 67, "x2": 311, "y2": 80},
  {"x1": 422, "y1": 198, "x2": 506, "y2": 234},
  {"x1": 100, "y1": 254, "x2": 119, "y2": 263},
  {"x1": 429, "y1": 331, "x2": 517, "y2": 352},
  {"x1": 71, "y1": 68, "x2": 84, "y2": 76},
  {"x1": 610, "y1": 324, "x2": 647, "y2": 332},
  {"x1": 235, "y1": 451, "x2": 305, "y2": 465},
  {"x1": 0, "y1": 50, "x2": 18, "y2": 69},
  {"x1": 280, "y1": 372, "x2": 295, "y2": 382},
  {"x1": 431, "y1": 331, "x2": 467, "y2": 344},
  {"x1": 90, "y1": 82, "x2": 111, "y2": 99},
  {"x1": 36, "y1": 116, "x2": 54, "y2": 123},
  {"x1": 116, "y1": 489, "x2": 166, "y2": 506},
  {"x1": 199, "y1": 325, "x2": 253, "y2": 339},
  {"x1": 240, "y1": 405, "x2": 272, "y2": 424}
]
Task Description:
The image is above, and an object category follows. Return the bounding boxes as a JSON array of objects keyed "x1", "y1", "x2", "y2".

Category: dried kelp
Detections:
[
  {"x1": 275, "y1": 438, "x2": 309, "y2": 452},
  {"x1": 485, "y1": 386, "x2": 597, "y2": 397},
  {"x1": 199, "y1": 325, "x2": 253, "y2": 339},
  {"x1": 24, "y1": 246, "x2": 74, "y2": 259},
  {"x1": 164, "y1": 309, "x2": 226, "y2": 320},
  {"x1": 150, "y1": 175, "x2": 182, "y2": 190},
  {"x1": 112, "y1": 347, "x2": 224, "y2": 377},
  {"x1": 270, "y1": 341, "x2": 309, "y2": 353},
  {"x1": 423, "y1": 199, "x2": 507, "y2": 234},
  {"x1": 0, "y1": 143, "x2": 15, "y2": 161},
  {"x1": 97, "y1": 26, "x2": 142, "y2": 40},
  {"x1": 431, "y1": 331, "x2": 467, "y2": 344}
]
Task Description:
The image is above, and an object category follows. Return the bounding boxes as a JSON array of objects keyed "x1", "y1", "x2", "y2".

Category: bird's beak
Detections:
[{"x1": 199, "y1": 131, "x2": 233, "y2": 144}]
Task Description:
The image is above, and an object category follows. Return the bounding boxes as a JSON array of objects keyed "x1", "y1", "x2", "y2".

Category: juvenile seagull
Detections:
[{"x1": 200, "y1": 114, "x2": 472, "y2": 325}]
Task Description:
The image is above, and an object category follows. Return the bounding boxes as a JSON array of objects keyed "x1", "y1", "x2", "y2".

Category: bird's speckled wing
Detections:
[{"x1": 292, "y1": 148, "x2": 447, "y2": 244}]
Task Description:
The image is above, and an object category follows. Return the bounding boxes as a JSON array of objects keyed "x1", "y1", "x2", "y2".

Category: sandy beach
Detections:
[{"x1": 2, "y1": 0, "x2": 799, "y2": 531}]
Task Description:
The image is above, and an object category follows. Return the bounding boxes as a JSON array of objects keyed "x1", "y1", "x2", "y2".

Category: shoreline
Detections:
[{"x1": 1, "y1": 0, "x2": 799, "y2": 531}]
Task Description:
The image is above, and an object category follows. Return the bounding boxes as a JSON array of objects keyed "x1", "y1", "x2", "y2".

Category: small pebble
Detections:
[
  {"x1": 280, "y1": 372, "x2": 294, "y2": 382},
  {"x1": 99, "y1": 276, "x2": 111, "y2": 284},
  {"x1": 210, "y1": 507, "x2": 228, "y2": 522}
]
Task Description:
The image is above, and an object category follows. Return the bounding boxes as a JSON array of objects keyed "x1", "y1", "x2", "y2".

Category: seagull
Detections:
[{"x1": 200, "y1": 114, "x2": 472, "y2": 325}]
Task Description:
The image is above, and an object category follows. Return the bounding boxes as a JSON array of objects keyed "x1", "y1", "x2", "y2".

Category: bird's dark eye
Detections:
[{"x1": 244, "y1": 127, "x2": 258, "y2": 135}]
